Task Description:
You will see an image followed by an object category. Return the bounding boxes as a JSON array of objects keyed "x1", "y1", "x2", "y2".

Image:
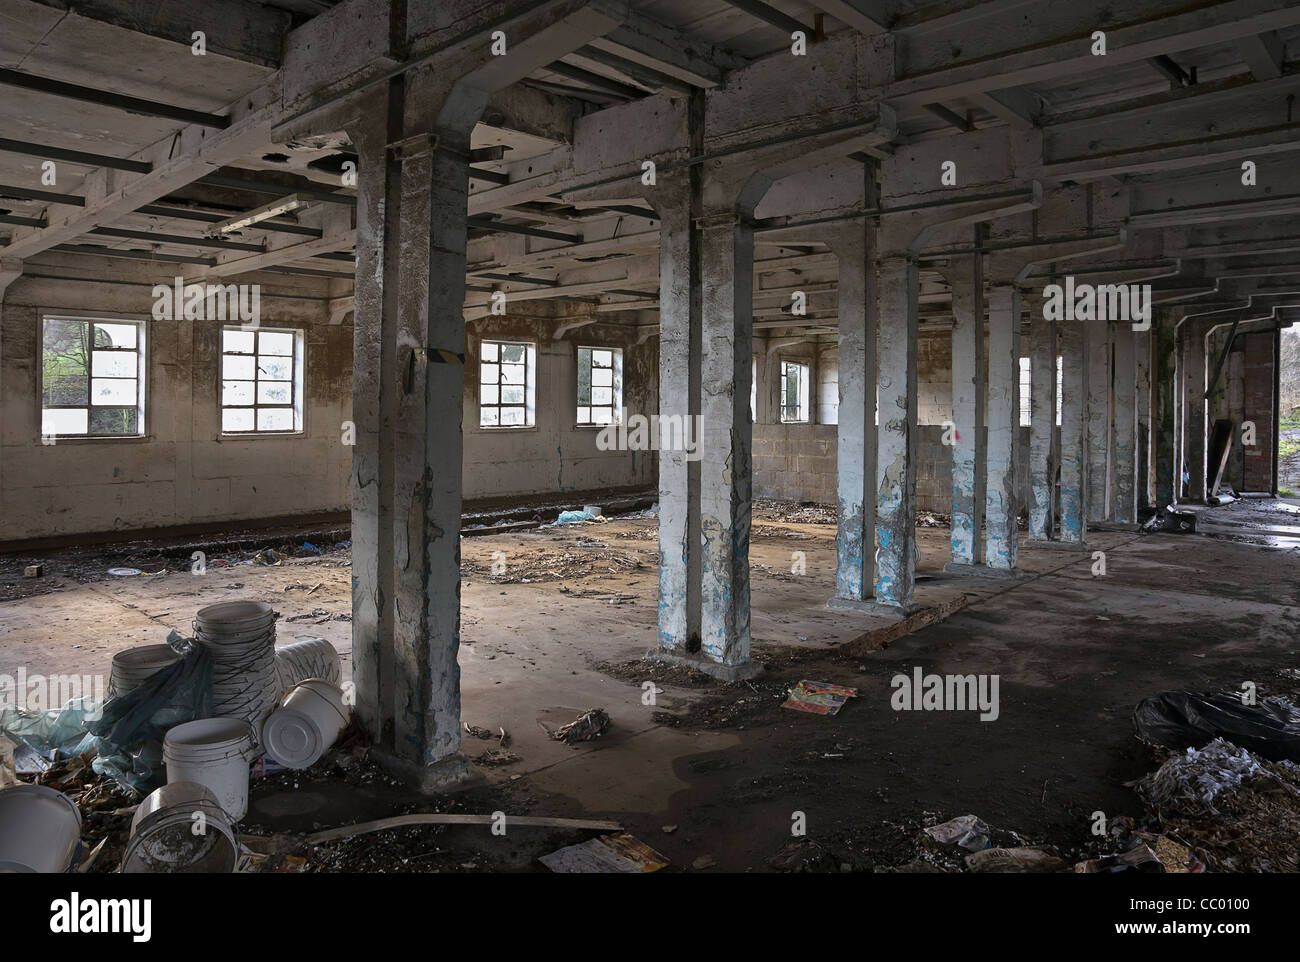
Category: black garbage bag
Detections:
[
  {"x1": 87, "y1": 647, "x2": 214, "y2": 794},
  {"x1": 1133, "y1": 690, "x2": 1300, "y2": 762}
]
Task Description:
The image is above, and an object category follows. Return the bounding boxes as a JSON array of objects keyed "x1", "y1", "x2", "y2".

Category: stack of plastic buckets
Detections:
[{"x1": 194, "y1": 601, "x2": 279, "y2": 731}]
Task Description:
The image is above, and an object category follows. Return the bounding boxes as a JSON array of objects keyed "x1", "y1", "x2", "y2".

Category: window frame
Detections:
[
  {"x1": 478, "y1": 338, "x2": 537, "y2": 430},
  {"x1": 38, "y1": 313, "x2": 148, "y2": 441},
  {"x1": 219, "y1": 326, "x2": 306, "y2": 436},
  {"x1": 575, "y1": 345, "x2": 623, "y2": 427},
  {"x1": 779, "y1": 359, "x2": 811, "y2": 424}
]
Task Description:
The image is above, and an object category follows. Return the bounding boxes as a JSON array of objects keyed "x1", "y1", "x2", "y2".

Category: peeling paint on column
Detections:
[
  {"x1": 874, "y1": 254, "x2": 917, "y2": 609},
  {"x1": 1028, "y1": 310, "x2": 1056, "y2": 540},
  {"x1": 1059, "y1": 318, "x2": 1089, "y2": 543},
  {"x1": 947, "y1": 255, "x2": 983, "y2": 566},
  {"x1": 985, "y1": 285, "x2": 1020, "y2": 569}
]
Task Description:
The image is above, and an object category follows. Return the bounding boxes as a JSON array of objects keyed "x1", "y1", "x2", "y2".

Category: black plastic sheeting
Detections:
[{"x1": 1133, "y1": 690, "x2": 1300, "y2": 762}]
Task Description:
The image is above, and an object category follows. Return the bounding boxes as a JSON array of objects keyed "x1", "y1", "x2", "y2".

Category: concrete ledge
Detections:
[
  {"x1": 942, "y1": 562, "x2": 1030, "y2": 579},
  {"x1": 1087, "y1": 522, "x2": 1140, "y2": 532},
  {"x1": 1022, "y1": 538, "x2": 1089, "y2": 552},
  {"x1": 648, "y1": 650, "x2": 765, "y2": 682},
  {"x1": 368, "y1": 748, "x2": 485, "y2": 795},
  {"x1": 826, "y1": 597, "x2": 918, "y2": 618}
]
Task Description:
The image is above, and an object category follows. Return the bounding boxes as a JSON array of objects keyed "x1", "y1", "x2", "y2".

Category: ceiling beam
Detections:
[
  {"x1": 1235, "y1": 31, "x2": 1285, "y2": 80},
  {"x1": 26, "y1": 0, "x2": 292, "y2": 67},
  {"x1": 720, "y1": 0, "x2": 815, "y2": 36},
  {"x1": 0, "y1": 184, "x2": 84, "y2": 206},
  {"x1": 0, "y1": 138, "x2": 152, "y2": 173},
  {"x1": 805, "y1": 0, "x2": 893, "y2": 35},
  {"x1": 0, "y1": 67, "x2": 230, "y2": 128},
  {"x1": 586, "y1": 11, "x2": 748, "y2": 88}
]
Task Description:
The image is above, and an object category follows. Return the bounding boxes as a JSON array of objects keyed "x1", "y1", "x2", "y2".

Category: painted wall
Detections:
[{"x1": 0, "y1": 260, "x2": 657, "y2": 545}]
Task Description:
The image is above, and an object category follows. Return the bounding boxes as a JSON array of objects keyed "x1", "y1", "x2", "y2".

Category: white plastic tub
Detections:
[
  {"x1": 0, "y1": 784, "x2": 82, "y2": 872},
  {"x1": 121, "y1": 781, "x2": 237, "y2": 873},
  {"x1": 163, "y1": 718, "x2": 258, "y2": 820},
  {"x1": 262, "y1": 678, "x2": 350, "y2": 770},
  {"x1": 109, "y1": 644, "x2": 181, "y2": 696}
]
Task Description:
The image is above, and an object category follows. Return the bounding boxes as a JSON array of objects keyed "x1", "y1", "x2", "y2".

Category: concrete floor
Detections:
[{"x1": 3, "y1": 505, "x2": 1299, "y2": 870}]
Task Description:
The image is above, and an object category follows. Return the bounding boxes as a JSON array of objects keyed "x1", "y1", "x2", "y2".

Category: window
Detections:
[
  {"x1": 221, "y1": 327, "x2": 304, "y2": 433},
  {"x1": 780, "y1": 360, "x2": 810, "y2": 423},
  {"x1": 480, "y1": 340, "x2": 535, "y2": 427},
  {"x1": 1019, "y1": 356, "x2": 1032, "y2": 427},
  {"x1": 576, "y1": 346, "x2": 621, "y2": 425},
  {"x1": 41, "y1": 316, "x2": 145, "y2": 438}
]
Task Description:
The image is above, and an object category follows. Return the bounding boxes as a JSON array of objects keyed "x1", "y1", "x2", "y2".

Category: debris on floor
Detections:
[
  {"x1": 1133, "y1": 690, "x2": 1300, "y2": 762},
  {"x1": 549, "y1": 708, "x2": 610, "y2": 743},
  {"x1": 539, "y1": 833, "x2": 668, "y2": 873},
  {"x1": 781, "y1": 680, "x2": 858, "y2": 716},
  {"x1": 922, "y1": 814, "x2": 990, "y2": 852},
  {"x1": 966, "y1": 847, "x2": 1068, "y2": 873},
  {"x1": 22, "y1": 564, "x2": 43, "y2": 578}
]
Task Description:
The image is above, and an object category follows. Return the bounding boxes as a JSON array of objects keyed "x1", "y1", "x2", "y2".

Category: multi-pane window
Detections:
[
  {"x1": 576, "y1": 347, "x2": 622, "y2": 425},
  {"x1": 780, "y1": 360, "x2": 810, "y2": 423},
  {"x1": 41, "y1": 317, "x2": 145, "y2": 437},
  {"x1": 221, "y1": 328, "x2": 303, "y2": 433},
  {"x1": 480, "y1": 340, "x2": 535, "y2": 427}
]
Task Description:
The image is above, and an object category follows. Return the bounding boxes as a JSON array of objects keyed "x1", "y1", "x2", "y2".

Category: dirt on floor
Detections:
[{"x1": 5, "y1": 500, "x2": 1300, "y2": 872}]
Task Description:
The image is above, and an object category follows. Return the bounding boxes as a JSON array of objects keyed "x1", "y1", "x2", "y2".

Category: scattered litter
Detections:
[
  {"x1": 662, "y1": 824, "x2": 677, "y2": 834},
  {"x1": 463, "y1": 723, "x2": 494, "y2": 739},
  {"x1": 692, "y1": 854, "x2": 717, "y2": 870},
  {"x1": 107, "y1": 567, "x2": 142, "y2": 577},
  {"x1": 1072, "y1": 844, "x2": 1162, "y2": 874},
  {"x1": 474, "y1": 749, "x2": 521, "y2": 766},
  {"x1": 540, "y1": 834, "x2": 668, "y2": 873},
  {"x1": 781, "y1": 680, "x2": 858, "y2": 716},
  {"x1": 965, "y1": 847, "x2": 1068, "y2": 873},
  {"x1": 550, "y1": 708, "x2": 610, "y2": 744},
  {"x1": 298, "y1": 542, "x2": 321, "y2": 556},
  {"x1": 1134, "y1": 690, "x2": 1300, "y2": 762},
  {"x1": 923, "y1": 814, "x2": 991, "y2": 852},
  {"x1": 555, "y1": 510, "x2": 604, "y2": 525},
  {"x1": 253, "y1": 549, "x2": 288, "y2": 566},
  {"x1": 22, "y1": 564, "x2": 43, "y2": 578},
  {"x1": 1131, "y1": 737, "x2": 1265, "y2": 815},
  {"x1": 308, "y1": 813, "x2": 621, "y2": 846}
]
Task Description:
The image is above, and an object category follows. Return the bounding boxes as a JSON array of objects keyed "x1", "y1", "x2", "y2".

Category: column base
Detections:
[
  {"x1": 942, "y1": 562, "x2": 1029, "y2": 579},
  {"x1": 1088, "y1": 521, "x2": 1141, "y2": 532},
  {"x1": 826, "y1": 597, "x2": 918, "y2": 618},
  {"x1": 368, "y1": 748, "x2": 484, "y2": 795},
  {"x1": 1023, "y1": 538, "x2": 1089, "y2": 552},
  {"x1": 649, "y1": 650, "x2": 764, "y2": 682}
]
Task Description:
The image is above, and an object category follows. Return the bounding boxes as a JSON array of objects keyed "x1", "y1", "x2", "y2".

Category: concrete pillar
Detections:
[
  {"x1": 1059, "y1": 317, "x2": 1090, "y2": 544},
  {"x1": 1086, "y1": 317, "x2": 1111, "y2": 522},
  {"x1": 1153, "y1": 309, "x2": 1178, "y2": 507},
  {"x1": 1181, "y1": 320, "x2": 1208, "y2": 502},
  {"x1": 698, "y1": 198, "x2": 757, "y2": 670},
  {"x1": 1112, "y1": 324, "x2": 1137, "y2": 524},
  {"x1": 830, "y1": 219, "x2": 877, "y2": 601},
  {"x1": 947, "y1": 255, "x2": 985, "y2": 566},
  {"x1": 984, "y1": 283, "x2": 1021, "y2": 568},
  {"x1": 343, "y1": 73, "x2": 480, "y2": 789},
  {"x1": 1027, "y1": 302, "x2": 1057, "y2": 539},
  {"x1": 655, "y1": 168, "x2": 766, "y2": 678},
  {"x1": 656, "y1": 172, "x2": 700, "y2": 656},
  {"x1": 875, "y1": 253, "x2": 919, "y2": 609},
  {"x1": 1135, "y1": 326, "x2": 1152, "y2": 511}
]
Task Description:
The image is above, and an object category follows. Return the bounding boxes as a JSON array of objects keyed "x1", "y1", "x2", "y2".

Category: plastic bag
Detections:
[
  {"x1": 1133, "y1": 691, "x2": 1300, "y2": 762},
  {"x1": 87, "y1": 647, "x2": 214, "y2": 794}
]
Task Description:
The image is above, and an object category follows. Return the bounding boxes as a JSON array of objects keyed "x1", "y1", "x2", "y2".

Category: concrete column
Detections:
[
  {"x1": 946, "y1": 255, "x2": 985, "y2": 566},
  {"x1": 1112, "y1": 324, "x2": 1137, "y2": 524},
  {"x1": 1086, "y1": 317, "x2": 1111, "y2": 522},
  {"x1": 656, "y1": 172, "x2": 700, "y2": 656},
  {"x1": 1135, "y1": 326, "x2": 1152, "y2": 511},
  {"x1": 830, "y1": 219, "x2": 877, "y2": 601},
  {"x1": 875, "y1": 253, "x2": 919, "y2": 609},
  {"x1": 984, "y1": 283, "x2": 1021, "y2": 568},
  {"x1": 1027, "y1": 302, "x2": 1057, "y2": 539},
  {"x1": 1059, "y1": 317, "x2": 1090, "y2": 544},
  {"x1": 698, "y1": 202, "x2": 756, "y2": 670},
  {"x1": 1181, "y1": 320, "x2": 1208, "y2": 502},
  {"x1": 654, "y1": 167, "x2": 765, "y2": 678},
  {"x1": 1153, "y1": 309, "x2": 1177, "y2": 506}
]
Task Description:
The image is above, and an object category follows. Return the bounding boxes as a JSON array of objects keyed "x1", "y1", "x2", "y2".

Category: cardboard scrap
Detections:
[
  {"x1": 781, "y1": 680, "x2": 859, "y2": 716},
  {"x1": 540, "y1": 833, "x2": 669, "y2": 873}
]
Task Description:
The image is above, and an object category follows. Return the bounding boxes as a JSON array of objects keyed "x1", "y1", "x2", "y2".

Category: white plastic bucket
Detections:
[
  {"x1": 195, "y1": 600, "x2": 279, "y2": 728},
  {"x1": 109, "y1": 644, "x2": 181, "y2": 696},
  {"x1": 163, "y1": 718, "x2": 258, "y2": 821},
  {"x1": 273, "y1": 638, "x2": 342, "y2": 695},
  {"x1": 262, "y1": 678, "x2": 350, "y2": 770},
  {"x1": 0, "y1": 784, "x2": 82, "y2": 872},
  {"x1": 121, "y1": 781, "x2": 237, "y2": 873}
]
